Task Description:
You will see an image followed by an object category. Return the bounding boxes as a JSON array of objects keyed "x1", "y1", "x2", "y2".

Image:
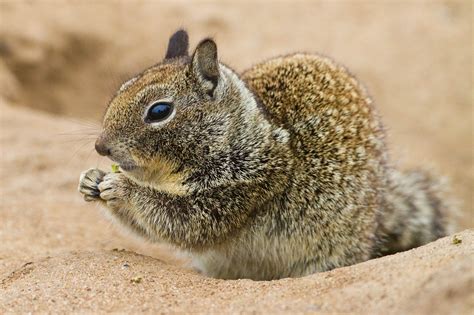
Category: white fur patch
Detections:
[
  {"x1": 220, "y1": 65, "x2": 258, "y2": 113},
  {"x1": 119, "y1": 76, "x2": 139, "y2": 92},
  {"x1": 272, "y1": 127, "x2": 290, "y2": 144}
]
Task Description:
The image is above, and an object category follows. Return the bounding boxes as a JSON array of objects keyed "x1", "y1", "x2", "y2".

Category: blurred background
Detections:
[{"x1": 0, "y1": 0, "x2": 472, "y2": 242}]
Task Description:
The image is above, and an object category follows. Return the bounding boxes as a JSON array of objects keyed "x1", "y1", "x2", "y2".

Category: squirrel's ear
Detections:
[
  {"x1": 191, "y1": 38, "x2": 219, "y2": 97},
  {"x1": 165, "y1": 29, "x2": 189, "y2": 59}
]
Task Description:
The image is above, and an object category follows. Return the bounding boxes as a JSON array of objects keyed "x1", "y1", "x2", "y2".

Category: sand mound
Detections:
[{"x1": 1, "y1": 219, "x2": 472, "y2": 313}]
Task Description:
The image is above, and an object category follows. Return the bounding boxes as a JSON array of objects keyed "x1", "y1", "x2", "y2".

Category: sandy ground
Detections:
[{"x1": 0, "y1": 1, "x2": 473, "y2": 313}]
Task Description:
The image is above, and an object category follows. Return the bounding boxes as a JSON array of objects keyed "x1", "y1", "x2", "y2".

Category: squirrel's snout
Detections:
[{"x1": 95, "y1": 137, "x2": 111, "y2": 156}]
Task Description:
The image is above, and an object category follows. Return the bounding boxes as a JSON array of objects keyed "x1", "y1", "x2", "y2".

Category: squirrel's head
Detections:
[{"x1": 96, "y1": 30, "x2": 271, "y2": 190}]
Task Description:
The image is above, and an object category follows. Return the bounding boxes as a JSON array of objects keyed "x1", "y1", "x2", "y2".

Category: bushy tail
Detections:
[{"x1": 375, "y1": 169, "x2": 457, "y2": 256}]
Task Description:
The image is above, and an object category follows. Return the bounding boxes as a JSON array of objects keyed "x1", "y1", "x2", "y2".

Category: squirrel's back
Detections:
[
  {"x1": 242, "y1": 53, "x2": 386, "y2": 166},
  {"x1": 242, "y1": 53, "x2": 454, "y2": 259}
]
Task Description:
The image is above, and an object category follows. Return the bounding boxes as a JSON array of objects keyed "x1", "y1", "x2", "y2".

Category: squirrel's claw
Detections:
[{"x1": 78, "y1": 168, "x2": 106, "y2": 202}]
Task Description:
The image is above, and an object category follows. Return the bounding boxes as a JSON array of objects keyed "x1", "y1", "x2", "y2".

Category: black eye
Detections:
[{"x1": 145, "y1": 102, "x2": 174, "y2": 123}]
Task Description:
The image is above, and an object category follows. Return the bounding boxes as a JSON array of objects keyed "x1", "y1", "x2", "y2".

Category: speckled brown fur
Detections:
[{"x1": 78, "y1": 30, "x2": 455, "y2": 280}]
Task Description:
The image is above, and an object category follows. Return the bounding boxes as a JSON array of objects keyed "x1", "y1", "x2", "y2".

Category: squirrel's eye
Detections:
[{"x1": 145, "y1": 102, "x2": 174, "y2": 123}]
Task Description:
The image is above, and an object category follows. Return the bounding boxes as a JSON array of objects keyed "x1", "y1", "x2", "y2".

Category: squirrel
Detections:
[{"x1": 78, "y1": 30, "x2": 455, "y2": 280}]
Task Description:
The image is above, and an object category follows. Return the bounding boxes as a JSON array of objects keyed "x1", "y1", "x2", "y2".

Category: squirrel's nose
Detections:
[{"x1": 95, "y1": 137, "x2": 111, "y2": 156}]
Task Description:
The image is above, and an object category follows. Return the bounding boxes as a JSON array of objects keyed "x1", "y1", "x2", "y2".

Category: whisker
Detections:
[
  {"x1": 84, "y1": 147, "x2": 98, "y2": 166},
  {"x1": 56, "y1": 132, "x2": 99, "y2": 137},
  {"x1": 62, "y1": 117, "x2": 101, "y2": 129},
  {"x1": 65, "y1": 140, "x2": 96, "y2": 167},
  {"x1": 57, "y1": 137, "x2": 96, "y2": 145}
]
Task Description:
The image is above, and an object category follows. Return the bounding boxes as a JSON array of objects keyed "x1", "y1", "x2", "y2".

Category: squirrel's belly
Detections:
[
  {"x1": 190, "y1": 247, "x2": 294, "y2": 280},
  {"x1": 189, "y1": 228, "x2": 330, "y2": 280}
]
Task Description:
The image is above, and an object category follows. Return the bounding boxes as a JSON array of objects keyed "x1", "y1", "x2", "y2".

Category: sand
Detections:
[{"x1": 0, "y1": 1, "x2": 472, "y2": 313}]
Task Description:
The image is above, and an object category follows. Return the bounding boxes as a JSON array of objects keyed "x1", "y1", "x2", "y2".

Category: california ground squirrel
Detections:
[{"x1": 78, "y1": 30, "x2": 455, "y2": 280}]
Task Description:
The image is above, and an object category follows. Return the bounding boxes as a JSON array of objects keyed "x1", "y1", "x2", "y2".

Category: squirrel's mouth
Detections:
[
  {"x1": 119, "y1": 163, "x2": 138, "y2": 172},
  {"x1": 108, "y1": 156, "x2": 138, "y2": 172}
]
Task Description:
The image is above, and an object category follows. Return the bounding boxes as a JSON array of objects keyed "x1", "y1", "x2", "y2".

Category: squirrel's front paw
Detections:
[
  {"x1": 98, "y1": 173, "x2": 130, "y2": 208},
  {"x1": 78, "y1": 168, "x2": 106, "y2": 202}
]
